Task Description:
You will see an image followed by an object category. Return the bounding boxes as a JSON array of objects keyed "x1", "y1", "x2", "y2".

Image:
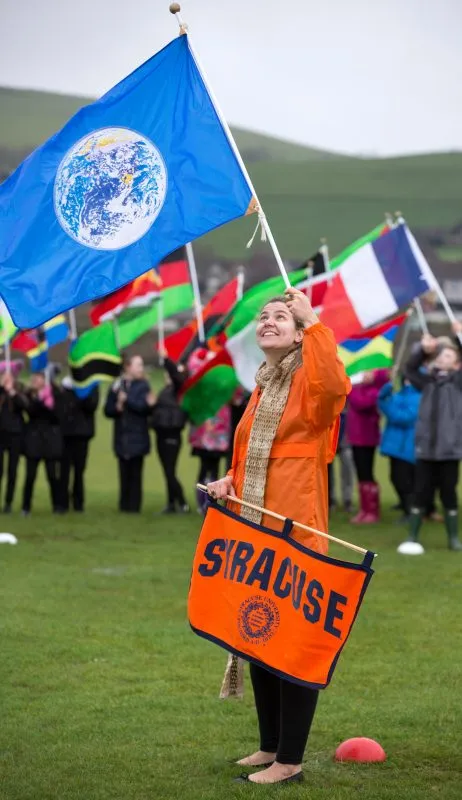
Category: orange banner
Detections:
[{"x1": 188, "y1": 504, "x2": 374, "y2": 689}]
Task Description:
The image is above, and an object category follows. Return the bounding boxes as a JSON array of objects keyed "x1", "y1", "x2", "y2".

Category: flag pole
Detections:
[
  {"x1": 236, "y1": 265, "x2": 245, "y2": 302},
  {"x1": 169, "y1": 4, "x2": 292, "y2": 290},
  {"x1": 413, "y1": 297, "x2": 429, "y2": 335},
  {"x1": 185, "y1": 241, "x2": 205, "y2": 343},
  {"x1": 113, "y1": 316, "x2": 121, "y2": 353},
  {"x1": 395, "y1": 212, "x2": 461, "y2": 345},
  {"x1": 158, "y1": 296, "x2": 166, "y2": 366},
  {"x1": 68, "y1": 308, "x2": 78, "y2": 341},
  {"x1": 0, "y1": 302, "x2": 11, "y2": 376},
  {"x1": 392, "y1": 309, "x2": 414, "y2": 381}
]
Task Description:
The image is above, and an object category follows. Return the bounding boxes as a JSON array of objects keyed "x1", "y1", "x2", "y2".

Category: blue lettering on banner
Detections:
[
  {"x1": 291, "y1": 565, "x2": 307, "y2": 610},
  {"x1": 273, "y1": 557, "x2": 292, "y2": 599},
  {"x1": 197, "y1": 538, "x2": 350, "y2": 639},
  {"x1": 245, "y1": 548, "x2": 276, "y2": 591},
  {"x1": 324, "y1": 591, "x2": 347, "y2": 638},
  {"x1": 198, "y1": 539, "x2": 225, "y2": 576},
  {"x1": 229, "y1": 541, "x2": 255, "y2": 582},
  {"x1": 303, "y1": 579, "x2": 324, "y2": 624},
  {"x1": 224, "y1": 539, "x2": 236, "y2": 580}
]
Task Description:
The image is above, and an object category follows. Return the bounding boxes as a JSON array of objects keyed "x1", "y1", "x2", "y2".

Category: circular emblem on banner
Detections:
[
  {"x1": 238, "y1": 595, "x2": 280, "y2": 645},
  {"x1": 54, "y1": 127, "x2": 167, "y2": 250}
]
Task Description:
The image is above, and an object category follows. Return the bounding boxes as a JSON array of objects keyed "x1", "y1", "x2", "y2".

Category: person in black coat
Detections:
[
  {"x1": 60, "y1": 379, "x2": 99, "y2": 512},
  {"x1": 21, "y1": 373, "x2": 63, "y2": 515},
  {"x1": 151, "y1": 353, "x2": 189, "y2": 513},
  {"x1": 0, "y1": 372, "x2": 28, "y2": 512},
  {"x1": 104, "y1": 355, "x2": 154, "y2": 513}
]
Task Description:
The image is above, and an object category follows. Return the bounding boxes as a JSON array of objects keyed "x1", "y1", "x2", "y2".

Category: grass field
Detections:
[{"x1": 1, "y1": 405, "x2": 461, "y2": 800}]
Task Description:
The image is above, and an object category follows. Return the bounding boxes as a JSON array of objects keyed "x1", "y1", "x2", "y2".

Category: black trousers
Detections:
[
  {"x1": 414, "y1": 459, "x2": 459, "y2": 511},
  {"x1": 249, "y1": 664, "x2": 319, "y2": 765},
  {"x1": 22, "y1": 459, "x2": 60, "y2": 512},
  {"x1": 389, "y1": 457, "x2": 415, "y2": 515},
  {"x1": 156, "y1": 433, "x2": 186, "y2": 507},
  {"x1": 197, "y1": 454, "x2": 221, "y2": 485},
  {"x1": 61, "y1": 437, "x2": 89, "y2": 511},
  {"x1": 0, "y1": 435, "x2": 22, "y2": 508},
  {"x1": 352, "y1": 445, "x2": 376, "y2": 483},
  {"x1": 118, "y1": 456, "x2": 144, "y2": 512}
]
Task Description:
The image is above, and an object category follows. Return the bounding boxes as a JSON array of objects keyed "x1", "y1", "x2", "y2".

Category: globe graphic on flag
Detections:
[{"x1": 54, "y1": 127, "x2": 167, "y2": 250}]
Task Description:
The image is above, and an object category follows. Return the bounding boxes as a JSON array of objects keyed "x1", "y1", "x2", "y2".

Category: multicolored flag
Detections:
[
  {"x1": 68, "y1": 324, "x2": 121, "y2": 391},
  {"x1": 89, "y1": 266, "x2": 164, "y2": 325},
  {"x1": 29, "y1": 337, "x2": 49, "y2": 373},
  {"x1": 11, "y1": 328, "x2": 48, "y2": 372},
  {"x1": 43, "y1": 314, "x2": 69, "y2": 347},
  {"x1": 0, "y1": 35, "x2": 255, "y2": 329},
  {"x1": 338, "y1": 314, "x2": 407, "y2": 377},
  {"x1": 319, "y1": 224, "x2": 433, "y2": 341}
]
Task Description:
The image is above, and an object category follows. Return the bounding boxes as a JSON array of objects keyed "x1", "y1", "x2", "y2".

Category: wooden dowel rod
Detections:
[{"x1": 197, "y1": 484, "x2": 373, "y2": 556}]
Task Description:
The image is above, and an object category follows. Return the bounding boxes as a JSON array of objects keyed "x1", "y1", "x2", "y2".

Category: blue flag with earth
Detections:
[{"x1": 0, "y1": 35, "x2": 254, "y2": 328}]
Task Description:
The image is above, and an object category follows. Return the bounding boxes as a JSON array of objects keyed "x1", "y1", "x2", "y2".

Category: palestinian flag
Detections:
[
  {"x1": 180, "y1": 348, "x2": 239, "y2": 426},
  {"x1": 89, "y1": 247, "x2": 188, "y2": 326},
  {"x1": 69, "y1": 324, "x2": 121, "y2": 389},
  {"x1": 163, "y1": 276, "x2": 240, "y2": 362}
]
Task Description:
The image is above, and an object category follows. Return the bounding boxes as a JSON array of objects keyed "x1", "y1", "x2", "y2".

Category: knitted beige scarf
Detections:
[
  {"x1": 220, "y1": 345, "x2": 303, "y2": 699},
  {"x1": 240, "y1": 345, "x2": 303, "y2": 523}
]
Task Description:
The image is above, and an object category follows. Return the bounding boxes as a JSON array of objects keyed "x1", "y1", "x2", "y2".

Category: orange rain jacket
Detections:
[{"x1": 228, "y1": 323, "x2": 351, "y2": 554}]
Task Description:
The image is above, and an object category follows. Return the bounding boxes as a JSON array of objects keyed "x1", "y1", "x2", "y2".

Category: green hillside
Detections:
[
  {"x1": 0, "y1": 86, "x2": 348, "y2": 163},
  {"x1": 1, "y1": 86, "x2": 462, "y2": 261},
  {"x1": 202, "y1": 152, "x2": 462, "y2": 259}
]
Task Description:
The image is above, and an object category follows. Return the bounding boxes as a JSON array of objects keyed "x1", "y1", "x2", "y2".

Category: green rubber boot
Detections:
[
  {"x1": 407, "y1": 509, "x2": 423, "y2": 543},
  {"x1": 444, "y1": 510, "x2": 462, "y2": 551}
]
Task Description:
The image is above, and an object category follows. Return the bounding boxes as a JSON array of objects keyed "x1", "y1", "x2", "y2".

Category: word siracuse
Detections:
[{"x1": 198, "y1": 538, "x2": 348, "y2": 639}]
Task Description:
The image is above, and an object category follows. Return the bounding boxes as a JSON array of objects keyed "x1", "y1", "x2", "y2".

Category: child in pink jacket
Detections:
[{"x1": 346, "y1": 369, "x2": 389, "y2": 523}]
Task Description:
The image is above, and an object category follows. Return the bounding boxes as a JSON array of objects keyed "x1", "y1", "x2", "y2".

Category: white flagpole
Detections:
[
  {"x1": 169, "y1": 4, "x2": 292, "y2": 289},
  {"x1": 236, "y1": 266, "x2": 245, "y2": 302},
  {"x1": 413, "y1": 297, "x2": 429, "y2": 335},
  {"x1": 320, "y1": 238, "x2": 330, "y2": 271},
  {"x1": 185, "y1": 241, "x2": 205, "y2": 343},
  {"x1": 1, "y1": 302, "x2": 12, "y2": 376},
  {"x1": 68, "y1": 308, "x2": 78, "y2": 341},
  {"x1": 392, "y1": 309, "x2": 414, "y2": 382},
  {"x1": 158, "y1": 296, "x2": 165, "y2": 366}
]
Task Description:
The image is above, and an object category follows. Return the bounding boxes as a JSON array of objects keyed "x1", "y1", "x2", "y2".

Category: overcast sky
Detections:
[{"x1": 1, "y1": 0, "x2": 461, "y2": 156}]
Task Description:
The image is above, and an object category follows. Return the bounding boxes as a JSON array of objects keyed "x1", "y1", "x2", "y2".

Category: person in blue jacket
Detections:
[{"x1": 378, "y1": 376, "x2": 421, "y2": 521}]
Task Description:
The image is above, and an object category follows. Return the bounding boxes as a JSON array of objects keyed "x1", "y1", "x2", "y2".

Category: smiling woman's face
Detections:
[{"x1": 256, "y1": 301, "x2": 303, "y2": 353}]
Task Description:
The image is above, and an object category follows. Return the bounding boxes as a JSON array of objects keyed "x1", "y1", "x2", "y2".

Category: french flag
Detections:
[{"x1": 319, "y1": 224, "x2": 433, "y2": 342}]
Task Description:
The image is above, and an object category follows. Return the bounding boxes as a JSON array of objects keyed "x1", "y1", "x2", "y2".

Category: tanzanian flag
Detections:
[{"x1": 68, "y1": 324, "x2": 121, "y2": 390}]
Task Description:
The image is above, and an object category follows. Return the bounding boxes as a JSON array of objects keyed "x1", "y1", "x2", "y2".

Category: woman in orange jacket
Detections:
[{"x1": 207, "y1": 287, "x2": 350, "y2": 785}]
